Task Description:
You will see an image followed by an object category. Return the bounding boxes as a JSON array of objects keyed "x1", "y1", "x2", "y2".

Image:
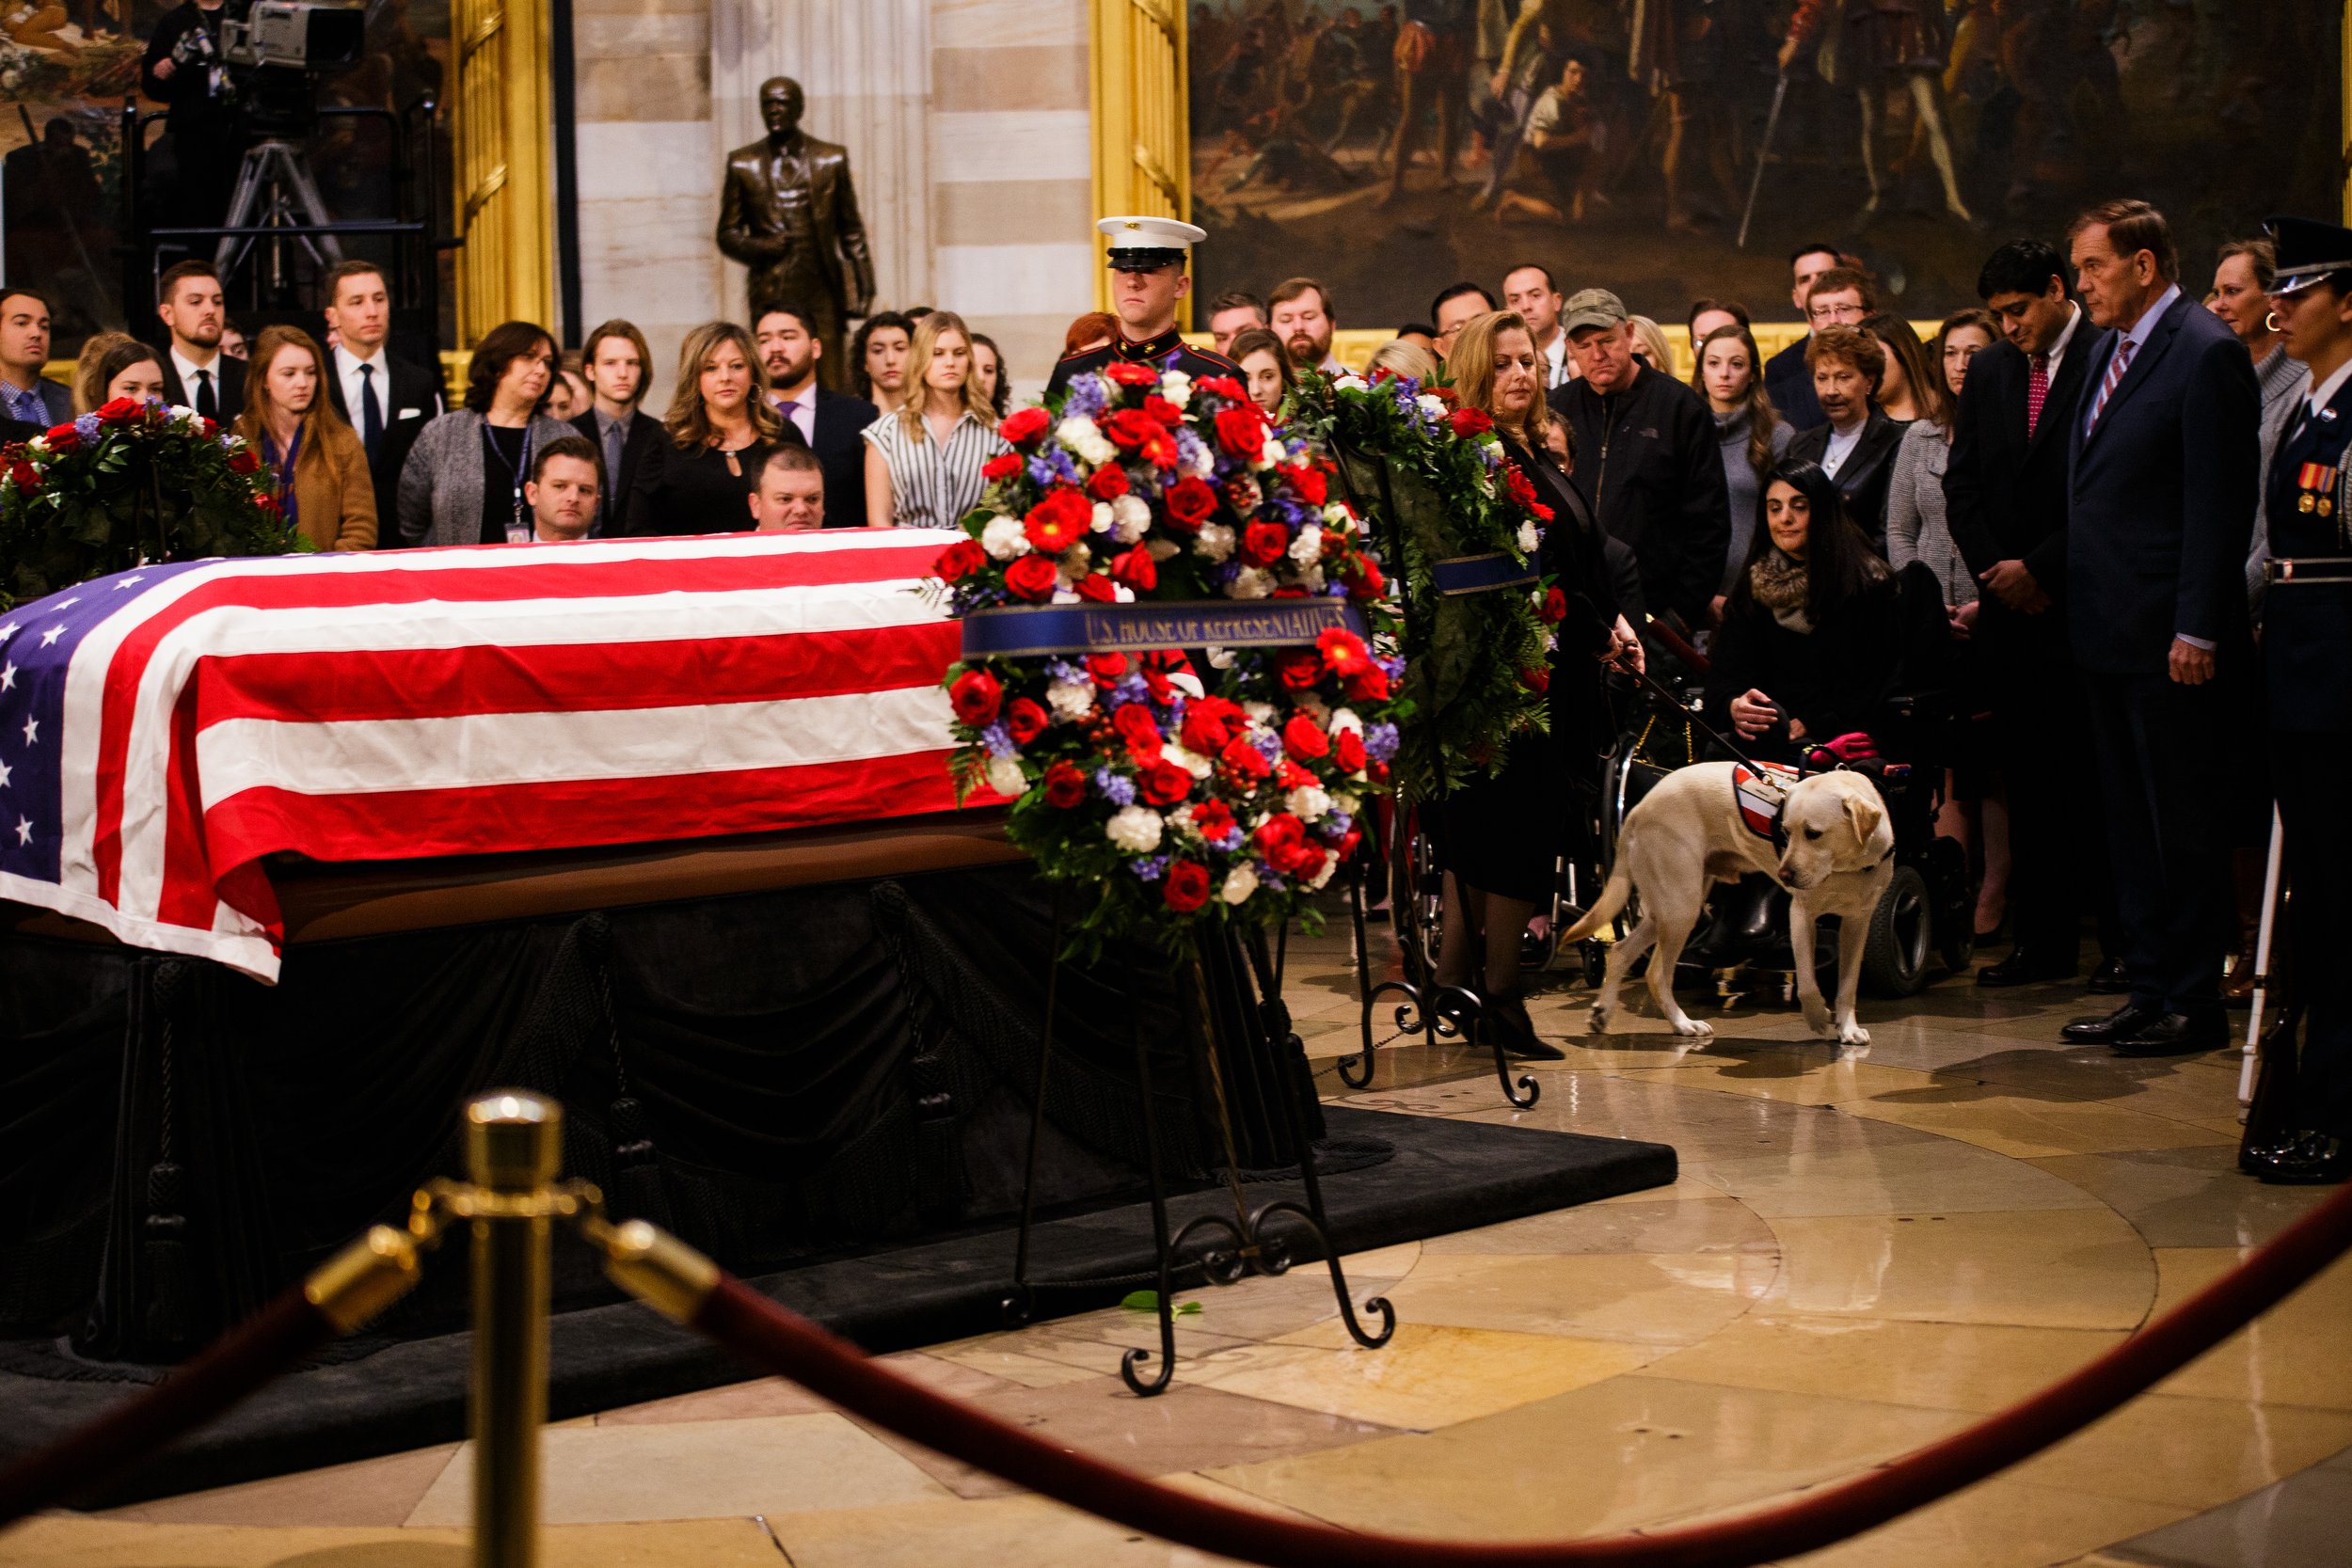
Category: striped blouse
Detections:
[{"x1": 861, "y1": 407, "x2": 1009, "y2": 529}]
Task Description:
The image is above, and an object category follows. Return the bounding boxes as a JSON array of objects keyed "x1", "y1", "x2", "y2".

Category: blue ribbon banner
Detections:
[
  {"x1": 961, "y1": 598, "x2": 1368, "y2": 658},
  {"x1": 1430, "y1": 551, "x2": 1538, "y2": 596}
]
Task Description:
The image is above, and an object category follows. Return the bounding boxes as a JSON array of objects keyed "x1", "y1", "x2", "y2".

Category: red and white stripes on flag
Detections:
[{"x1": 8, "y1": 529, "x2": 980, "y2": 982}]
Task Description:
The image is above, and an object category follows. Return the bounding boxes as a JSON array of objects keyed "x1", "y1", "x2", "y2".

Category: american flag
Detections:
[{"x1": 0, "y1": 529, "x2": 982, "y2": 982}]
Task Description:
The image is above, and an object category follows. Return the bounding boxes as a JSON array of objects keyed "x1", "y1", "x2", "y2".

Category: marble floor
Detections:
[{"x1": 9, "y1": 930, "x2": 2348, "y2": 1568}]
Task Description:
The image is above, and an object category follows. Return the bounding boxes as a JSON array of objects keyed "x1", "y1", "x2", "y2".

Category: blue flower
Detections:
[
  {"x1": 1251, "y1": 730, "x2": 1283, "y2": 764},
  {"x1": 1095, "y1": 768, "x2": 1136, "y2": 806},
  {"x1": 1212, "y1": 827, "x2": 1245, "y2": 852},
  {"x1": 1363, "y1": 722, "x2": 1401, "y2": 762},
  {"x1": 981, "y1": 721, "x2": 1016, "y2": 757},
  {"x1": 1113, "y1": 673, "x2": 1150, "y2": 706},
  {"x1": 1129, "y1": 855, "x2": 1169, "y2": 881},
  {"x1": 1326, "y1": 812, "x2": 1354, "y2": 837},
  {"x1": 1046, "y1": 657, "x2": 1086, "y2": 683},
  {"x1": 72, "y1": 414, "x2": 101, "y2": 442},
  {"x1": 1066, "y1": 376, "x2": 1109, "y2": 418},
  {"x1": 1175, "y1": 427, "x2": 1210, "y2": 471}
]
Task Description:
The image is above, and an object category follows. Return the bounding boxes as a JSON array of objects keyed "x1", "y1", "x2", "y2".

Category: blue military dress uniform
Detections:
[{"x1": 2248, "y1": 214, "x2": 2352, "y2": 1184}]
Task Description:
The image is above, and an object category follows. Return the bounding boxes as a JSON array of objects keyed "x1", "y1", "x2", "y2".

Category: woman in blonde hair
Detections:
[
  {"x1": 1364, "y1": 337, "x2": 1440, "y2": 385},
  {"x1": 1423, "y1": 309, "x2": 1638, "y2": 1059},
  {"x1": 660, "y1": 319, "x2": 801, "y2": 534},
  {"x1": 233, "y1": 325, "x2": 375, "y2": 550},
  {"x1": 72, "y1": 331, "x2": 140, "y2": 413},
  {"x1": 862, "y1": 309, "x2": 1008, "y2": 529}
]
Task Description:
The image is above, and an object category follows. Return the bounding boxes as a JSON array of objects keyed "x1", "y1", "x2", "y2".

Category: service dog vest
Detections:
[{"x1": 1732, "y1": 762, "x2": 1799, "y2": 844}]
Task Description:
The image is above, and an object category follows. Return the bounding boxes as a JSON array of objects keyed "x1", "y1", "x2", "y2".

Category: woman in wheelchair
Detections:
[
  {"x1": 1706, "y1": 459, "x2": 1933, "y2": 766},
  {"x1": 1426, "y1": 310, "x2": 1641, "y2": 1059}
]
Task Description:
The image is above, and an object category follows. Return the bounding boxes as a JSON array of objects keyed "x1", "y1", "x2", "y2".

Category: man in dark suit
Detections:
[
  {"x1": 153, "y1": 261, "x2": 244, "y2": 420},
  {"x1": 2058, "y1": 199, "x2": 2261, "y2": 1057},
  {"x1": 570, "y1": 319, "x2": 667, "y2": 536},
  {"x1": 717, "y1": 77, "x2": 875, "y2": 390},
  {"x1": 1947, "y1": 239, "x2": 2119, "y2": 989},
  {"x1": 319, "y1": 261, "x2": 443, "y2": 546},
  {"x1": 0, "y1": 289, "x2": 72, "y2": 426},
  {"x1": 755, "y1": 304, "x2": 876, "y2": 529},
  {"x1": 1783, "y1": 325, "x2": 1906, "y2": 549},
  {"x1": 1760, "y1": 243, "x2": 1846, "y2": 428}
]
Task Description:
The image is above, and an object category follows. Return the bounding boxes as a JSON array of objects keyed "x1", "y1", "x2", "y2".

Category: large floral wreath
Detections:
[
  {"x1": 1290, "y1": 366, "x2": 1568, "y2": 805},
  {"x1": 930, "y1": 359, "x2": 1404, "y2": 948},
  {"x1": 0, "y1": 397, "x2": 295, "y2": 607}
]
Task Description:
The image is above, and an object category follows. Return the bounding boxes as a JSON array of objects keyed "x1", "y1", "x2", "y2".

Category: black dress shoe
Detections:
[
  {"x1": 2110, "y1": 1011, "x2": 2230, "y2": 1057},
  {"x1": 1978, "y1": 949, "x2": 2076, "y2": 987},
  {"x1": 2249, "y1": 1131, "x2": 2352, "y2": 1185},
  {"x1": 2060, "y1": 1000, "x2": 2163, "y2": 1044},
  {"x1": 2087, "y1": 958, "x2": 2131, "y2": 994},
  {"x1": 1484, "y1": 994, "x2": 1565, "y2": 1060}
]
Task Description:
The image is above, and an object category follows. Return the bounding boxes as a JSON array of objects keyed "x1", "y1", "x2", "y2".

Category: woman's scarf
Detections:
[{"x1": 1748, "y1": 547, "x2": 1811, "y2": 633}]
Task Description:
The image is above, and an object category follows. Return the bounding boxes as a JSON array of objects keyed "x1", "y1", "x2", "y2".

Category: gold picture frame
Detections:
[{"x1": 448, "y1": 0, "x2": 555, "y2": 343}]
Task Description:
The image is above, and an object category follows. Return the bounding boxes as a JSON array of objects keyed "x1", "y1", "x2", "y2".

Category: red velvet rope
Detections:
[
  {"x1": 0, "y1": 1289, "x2": 335, "y2": 1528},
  {"x1": 691, "y1": 1177, "x2": 2352, "y2": 1568}
]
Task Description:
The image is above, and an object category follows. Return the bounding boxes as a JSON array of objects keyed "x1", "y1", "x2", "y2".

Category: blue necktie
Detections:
[{"x1": 358, "y1": 362, "x2": 384, "y2": 462}]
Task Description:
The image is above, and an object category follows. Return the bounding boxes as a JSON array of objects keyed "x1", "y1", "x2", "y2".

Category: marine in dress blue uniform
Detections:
[
  {"x1": 2247, "y1": 214, "x2": 2352, "y2": 1184},
  {"x1": 1045, "y1": 216, "x2": 1244, "y2": 399}
]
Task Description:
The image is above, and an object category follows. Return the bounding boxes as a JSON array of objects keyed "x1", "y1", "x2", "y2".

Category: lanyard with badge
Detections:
[{"x1": 488, "y1": 423, "x2": 534, "y2": 543}]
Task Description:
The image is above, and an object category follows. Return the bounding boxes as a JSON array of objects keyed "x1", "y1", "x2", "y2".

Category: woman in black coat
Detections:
[
  {"x1": 1424, "y1": 311, "x2": 1640, "y2": 1058},
  {"x1": 1705, "y1": 458, "x2": 1943, "y2": 764}
]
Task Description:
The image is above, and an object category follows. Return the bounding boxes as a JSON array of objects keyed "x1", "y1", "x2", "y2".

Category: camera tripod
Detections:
[{"x1": 215, "y1": 137, "x2": 344, "y2": 285}]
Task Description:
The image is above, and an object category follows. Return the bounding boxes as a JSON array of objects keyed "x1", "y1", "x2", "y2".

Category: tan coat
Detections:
[{"x1": 236, "y1": 413, "x2": 377, "y2": 552}]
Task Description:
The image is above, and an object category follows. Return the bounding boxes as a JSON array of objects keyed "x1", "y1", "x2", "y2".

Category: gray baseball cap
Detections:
[{"x1": 1560, "y1": 288, "x2": 1629, "y2": 334}]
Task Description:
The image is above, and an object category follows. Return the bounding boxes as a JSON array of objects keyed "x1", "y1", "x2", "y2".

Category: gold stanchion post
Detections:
[{"x1": 466, "y1": 1091, "x2": 561, "y2": 1568}]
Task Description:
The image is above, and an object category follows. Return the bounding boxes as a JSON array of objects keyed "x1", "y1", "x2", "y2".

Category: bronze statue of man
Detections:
[{"x1": 717, "y1": 77, "x2": 876, "y2": 388}]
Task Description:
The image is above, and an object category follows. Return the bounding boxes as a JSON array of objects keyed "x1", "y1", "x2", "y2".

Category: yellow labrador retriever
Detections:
[{"x1": 1560, "y1": 762, "x2": 1895, "y2": 1045}]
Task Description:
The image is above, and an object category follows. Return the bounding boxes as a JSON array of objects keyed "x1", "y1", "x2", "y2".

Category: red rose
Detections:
[
  {"x1": 1104, "y1": 360, "x2": 1158, "y2": 387},
  {"x1": 1025, "y1": 486, "x2": 1092, "y2": 553},
  {"x1": 1142, "y1": 394, "x2": 1183, "y2": 426},
  {"x1": 1043, "y1": 759, "x2": 1087, "y2": 808},
  {"x1": 1336, "y1": 826, "x2": 1363, "y2": 863},
  {"x1": 1181, "y1": 694, "x2": 1244, "y2": 754},
  {"x1": 1502, "y1": 464, "x2": 1540, "y2": 511},
  {"x1": 1317, "y1": 626, "x2": 1372, "y2": 676},
  {"x1": 1101, "y1": 408, "x2": 1162, "y2": 451},
  {"x1": 934, "y1": 538, "x2": 988, "y2": 582},
  {"x1": 1531, "y1": 502, "x2": 1554, "y2": 522},
  {"x1": 1074, "y1": 572, "x2": 1117, "y2": 602},
  {"x1": 1113, "y1": 701, "x2": 1164, "y2": 761},
  {"x1": 1219, "y1": 735, "x2": 1272, "y2": 782},
  {"x1": 1518, "y1": 664, "x2": 1551, "y2": 694},
  {"x1": 1282, "y1": 714, "x2": 1331, "y2": 762},
  {"x1": 1282, "y1": 464, "x2": 1328, "y2": 505},
  {"x1": 949, "y1": 668, "x2": 1002, "y2": 726},
  {"x1": 1344, "y1": 664, "x2": 1391, "y2": 703},
  {"x1": 1214, "y1": 405, "x2": 1266, "y2": 461},
  {"x1": 1139, "y1": 758, "x2": 1192, "y2": 806},
  {"x1": 1163, "y1": 476, "x2": 1216, "y2": 531},
  {"x1": 1163, "y1": 860, "x2": 1212, "y2": 912},
  {"x1": 1240, "y1": 520, "x2": 1290, "y2": 567},
  {"x1": 96, "y1": 396, "x2": 144, "y2": 425},
  {"x1": 1086, "y1": 464, "x2": 1130, "y2": 500},
  {"x1": 1276, "y1": 649, "x2": 1323, "y2": 689},
  {"x1": 1005, "y1": 697, "x2": 1048, "y2": 744},
  {"x1": 1450, "y1": 406, "x2": 1494, "y2": 438},
  {"x1": 1191, "y1": 799, "x2": 1236, "y2": 841},
  {"x1": 999, "y1": 406, "x2": 1051, "y2": 446},
  {"x1": 1197, "y1": 374, "x2": 1246, "y2": 402},
  {"x1": 980, "y1": 451, "x2": 1023, "y2": 482},
  {"x1": 1340, "y1": 555, "x2": 1386, "y2": 599},
  {"x1": 1257, "y1": 812, "x2": 1304, "y2": 851},
  {"x1": 254, "y1": 492, "x2": 280, "y2": 516},
  {"x1": 1110, "y1": 545, "x2": 1157, "y2": 593},
  {"x1": 227, "y1": 446, "x2": 262, "y2": 475},
  {"x1": 1004, "y1": 554, "x2": 1059, "y2": 600},
  {"x1": 41, "y1": 424, "x2": 77, "y2": 452},
  {"x1": 1333, "y1": 728, "x2": 1368, "y2": 773},
  {"x1": 199, "y1": 417, "x2": 217, "y2": 437},
  {"x1": 8, "y1": 462, "x2": 37, "y2": 491},
  {"x1": 1285, "y1": 843, "x2": 1329, "y2": 882},
  {"x1": 1088, "y1": 653, "x2": 1130, "y2": 685}
]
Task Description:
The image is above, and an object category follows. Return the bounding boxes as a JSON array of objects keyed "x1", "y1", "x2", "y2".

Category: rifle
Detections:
[{"x1": 1735, "y1": 71, "x2": 1790, "y2": 252}]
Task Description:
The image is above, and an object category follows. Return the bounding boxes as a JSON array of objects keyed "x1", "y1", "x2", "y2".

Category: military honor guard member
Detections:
[
  {"x1": 1045, "y1": 217, "x2": 1245, "y2": 398},
  {"x1": 2245, "y1": 214, "x2": 2352, "y2": 1184}
]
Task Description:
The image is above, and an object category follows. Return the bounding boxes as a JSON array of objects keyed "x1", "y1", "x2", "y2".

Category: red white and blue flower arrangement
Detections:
[{"x1": 930, "y1": 358, "x2": 1404, "y2": 948}]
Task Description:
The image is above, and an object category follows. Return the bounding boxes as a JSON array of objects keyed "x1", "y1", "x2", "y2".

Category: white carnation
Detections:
[
  {"x1": 1055, "y1": 414, "x2": 1101, "y2": 448},
  {"x1": 1105, "y1": 805, "x2": 1164, "y2": 853},
  {"x1": 1195, "y1": 522, "x2": 1236, "y2": 562},
  {"x1": 1308, "y1": 852, "x2": 1340, "y2": 891},
  {"x1": 1110, "y1": 492, "x2": 1152, "y2": 542},
  {"x1": 1416, "y1": 393, "x2": 1446, "y2": 420},
  {"x1": 1287, "y1": 785, "x2": 1332, "y2": 822},
  {"x1": 1058, "y1": 542, "x2": 1092, "y2": 578},
  {"x1": 1220, "y1": 863, "x2": 1260, "y2": 905},
  {"x1": 1205, "y1": 644, "x2": 1236, "y2": 669},
  {"x1": 1227, "y1": 566, "x2": 1273, "y2": 599},
  {"x1": 1241, "y1": 701, "x2": 1276, "y2": 723},
  {"x1": 1333, "y1": 373, "x2": 1370, "y2": 393},
  {"x1": 1321, "y1": 502, "x2": 1355, "y2": 531},
  {"x1": 1160, "y1": 371, "x2": 1193, "y2": 407},
  {"x1": 1332, "y1": 789, "x2": 1362, "y2": 816},
  {"x1": 1090, "y1": 500, "x2": 1115, "y2": 533},
  {"x1": 985, "y1": 754, "x2": 1028, "y2": 799},
  {"x1": 1047, "y1": 680, "x2": 1095, "y2": 721},
  {"x1": 980, "y1": 515, "x2": 1030, "y2": 560},
  {"x1": 1249, "y1": 446, "x2": 1277, "y2": 473},
  {"x1": 1518, "y1": 521, "x2": 1539, "y2": 552},
  {"x1": 1164, "y1": 743, "x2": 1215, "y2": 779},
  {"x1": 1327, "y1": 706, "x2": 1364, "y2": 736},
  {"x1": 1297, "y1": 562, "x2": 1327, "y2": 594},
  {"x1": 1288, "y1": 524, "x2": 1323, "y2": 564},
  {"x1": 1147, "y1": 537, "x2": 1182, "y2": 562}
]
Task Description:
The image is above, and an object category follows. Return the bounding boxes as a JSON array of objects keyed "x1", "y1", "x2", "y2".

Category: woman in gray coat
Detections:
[
  {"x1": 397, "y1": 321, "x2": 577, "y2": 546},
  {"x1": 1884, "y1": 309, "x2": 2000, "y2": 609},
  {"x1": 1692, "y1": 324, "x2": 1793, "y2": 613}
]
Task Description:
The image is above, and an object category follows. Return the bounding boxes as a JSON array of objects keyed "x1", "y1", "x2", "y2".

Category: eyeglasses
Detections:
[{"x1": 1807, "y1": 301, "x2": 1867, "y2": 325}]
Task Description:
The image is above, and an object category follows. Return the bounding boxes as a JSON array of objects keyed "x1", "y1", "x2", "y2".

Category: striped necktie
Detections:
[{"x1": 2085, "y1": 338, "x2": 2135, "y2": 433}]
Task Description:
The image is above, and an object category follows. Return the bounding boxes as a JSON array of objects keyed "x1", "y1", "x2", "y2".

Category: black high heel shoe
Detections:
[{"x1": 1483, "y1": 992, "x2": 1565, "y2": 1061}]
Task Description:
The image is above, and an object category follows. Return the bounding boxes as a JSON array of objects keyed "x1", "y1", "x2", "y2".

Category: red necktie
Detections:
[{"x1": 2025, "y1": 353, "x2": 2049, "y2": 437}]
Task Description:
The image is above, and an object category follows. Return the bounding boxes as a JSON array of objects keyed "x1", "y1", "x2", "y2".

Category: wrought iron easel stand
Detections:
[{"x1": 1002, "y1": 902, "x2": 1394, "y2": 1395}]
